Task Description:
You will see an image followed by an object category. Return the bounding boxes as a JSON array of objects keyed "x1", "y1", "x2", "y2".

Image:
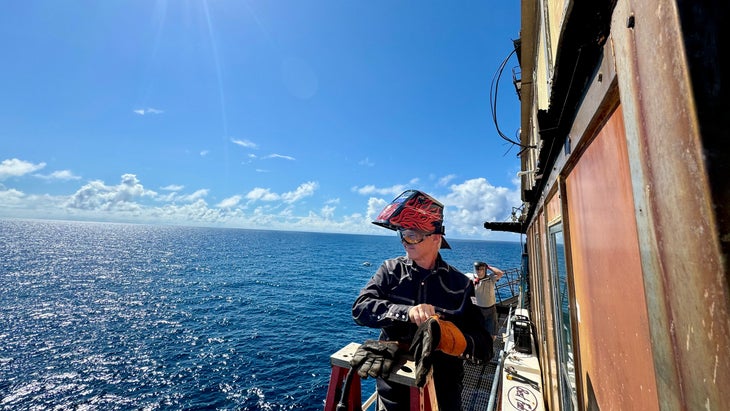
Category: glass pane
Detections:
[{"x1": 550, "y1": 226, "x2": 577, "y2": 410}]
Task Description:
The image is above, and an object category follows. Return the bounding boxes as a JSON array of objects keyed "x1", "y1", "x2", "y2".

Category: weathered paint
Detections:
[
  {"x1": 514, "y1": 0, "x2": 730, "y2": 409},
  {"x1": 612, "y1": 0, "x2": 730, "y2": 409},
  {"x1": 564, "y1": 105, "x2": 659, "y2": 410}
]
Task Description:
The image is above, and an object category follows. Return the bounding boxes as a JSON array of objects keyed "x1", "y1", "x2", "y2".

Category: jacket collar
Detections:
[{"x1": 404, "y1": 253, "x2": 448, "y2": 274}]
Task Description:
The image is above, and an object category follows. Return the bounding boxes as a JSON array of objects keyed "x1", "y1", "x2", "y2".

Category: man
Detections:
[
  {"x1": 351, "y1": 190, "x2": 492, "y2": 410},
  {"x1": 470, "y1": 261, "x2": 505, "y2": 343}
]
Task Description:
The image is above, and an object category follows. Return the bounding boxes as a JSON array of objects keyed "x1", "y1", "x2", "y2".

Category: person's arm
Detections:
[
  {"x1": 488, "y1": 265, "x2": 504, "y2": 281},
  {"x1": 352, "y1": 261, "x2": 413, "y2": 329}
]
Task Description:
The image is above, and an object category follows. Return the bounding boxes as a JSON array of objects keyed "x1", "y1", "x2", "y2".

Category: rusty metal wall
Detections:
[
  {"x1": 520, "y1": 0, "x2": 729, "y2": 409},
  {"x1": 611, "y1": 0, "x2": 730, "y2": 409},
  {"x1": 564, "y1": 105, "x2": 660, "y2": 410}
]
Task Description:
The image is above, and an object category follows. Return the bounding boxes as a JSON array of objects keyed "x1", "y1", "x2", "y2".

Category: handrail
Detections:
[{"x1": 495, "y1": 268, "x2": 521, "y2": 304}]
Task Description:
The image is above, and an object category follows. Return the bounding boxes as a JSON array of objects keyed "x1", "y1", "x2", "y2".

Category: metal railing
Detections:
[{"x1": 495, "y1": 267, "x2": 522, "y2": 305}]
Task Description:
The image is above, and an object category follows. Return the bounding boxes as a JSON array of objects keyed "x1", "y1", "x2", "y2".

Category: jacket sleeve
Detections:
[{"x1": 352, "y1": 261, "x2": 413, "y2": 330}]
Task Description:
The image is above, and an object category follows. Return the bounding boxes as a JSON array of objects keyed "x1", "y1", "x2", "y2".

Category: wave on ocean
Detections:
[{"x1": 0, "y1": 219, "x2": 522, "y2": 410}]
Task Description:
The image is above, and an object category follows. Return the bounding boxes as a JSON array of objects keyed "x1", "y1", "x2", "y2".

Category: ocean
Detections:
[{"x1": 0, "y1": 219, "x2": 523, "y2": 410}]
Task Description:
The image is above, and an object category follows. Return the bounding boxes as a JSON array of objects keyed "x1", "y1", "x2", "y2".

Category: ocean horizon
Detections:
[{"x1": 1, "y1": 218, "x2": 523, "y2": 410}]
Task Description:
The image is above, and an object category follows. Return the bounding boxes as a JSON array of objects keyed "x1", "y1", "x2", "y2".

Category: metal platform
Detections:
[
  {"x1": 327, "y1": 303, "x2": 518, "y2": 410},
  {"x1": 460, "y1": 311, "x2": 509, "y2": 410}
]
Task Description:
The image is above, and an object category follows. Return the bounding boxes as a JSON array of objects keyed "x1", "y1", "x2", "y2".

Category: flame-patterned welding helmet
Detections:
[{"x1": 372, "y1": 190, "x2": 451, "y2": 249}]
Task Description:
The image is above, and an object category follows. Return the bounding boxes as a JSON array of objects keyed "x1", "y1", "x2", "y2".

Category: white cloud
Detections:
[
  {"x1": 352, "y1": 184, "x2": 407, "y2": 197},
  {"x1": 366, "y1": 197, "x2": 389, "y2": 222},
  {"x1": 0, "y1": 158, "x2": 46, "y2": 180},
  {"x1": 200, "y1": 150, "x2": 210, "y2": 157},
  {"x1": 352, "y1": 179, "x2": 420, "y2": 197},
  {"x1": 217, "y1": 195, "x2": 242, "y2": 209},
  {"x1": 66, "y1": 174, "x2": 157, "y2": 211},
  {"x1": 161, "y1": 184, "x2": 184, "y2": 191},
  {"x1": 133, "y1": 107, "x2": 163, "y2": 115},
  {"x1": 0, "y1": 189, "x2": 71, "y2": 219},
  {"x1": 246, "y1": 187, "x2": 280, "y2": 202},
  {"x1": 442, "y1": 178, "x2": 521, "y2": 237},
  {"x1": 35, "y1": 170, "x2": 81, "y2": 181},
  {"x1": 0, "y1": 188, "x2": 25, "y2": 204},
  {"x1": 281, "y1": 181, "x2": 318, "y2": 203},
  {"x1": 263, "y1": 153, "x2": 296, "y2": 161},
  {"x1": 0, "y1": 170, "x2": 520, "y2": 241},
  {"x1": 230, "y1": 138, "x2": 258, "y2": 149},
  {"x1": 320, "y1": 205, "x2": 336, "y2": 219},
  {"x1": 348, "y1": 178, "x2": 521, "y2": 240},
  {"x1": 156, "y1": 188, "x2": 208, "y2": 203},
  {"x1": 438, "y1": 174, "x2": 457, "y2": 186},
  {"x1": 178, "y1": 189, "x2": 208, "y2": 202},
  {"x1": 243, "y1": 182, "x2": 318, "y2": 205}
]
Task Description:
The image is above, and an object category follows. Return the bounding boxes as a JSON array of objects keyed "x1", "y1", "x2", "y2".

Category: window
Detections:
[{"x1": 549, "y1": 224, "x2": 577, "y2": 410}]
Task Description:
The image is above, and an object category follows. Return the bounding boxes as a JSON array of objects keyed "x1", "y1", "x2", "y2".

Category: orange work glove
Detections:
[
  {"x1": 435, "y1": 317, "x2": 467, "y2": 356},
  {"x1": 409, "y1": 316, "x2": 467, "y2": 386}
]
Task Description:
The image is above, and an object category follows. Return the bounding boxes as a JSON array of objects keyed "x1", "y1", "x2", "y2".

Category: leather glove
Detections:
[
  {"x1": 409, "y1": 316, "x2": 467, "y2": 387},
  {"x1": 349, "y1": 340, "x2": 401, "y2": 380}
]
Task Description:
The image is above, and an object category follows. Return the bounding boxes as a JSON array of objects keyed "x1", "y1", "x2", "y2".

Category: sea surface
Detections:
[{"x1": 0, "y1": 219, "x2": 523, "y2": 410}]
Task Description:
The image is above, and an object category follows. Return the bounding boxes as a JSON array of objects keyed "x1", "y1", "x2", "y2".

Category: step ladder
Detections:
[{"x1": 324, "y1": 342, "x2": 438, "y2": 411}]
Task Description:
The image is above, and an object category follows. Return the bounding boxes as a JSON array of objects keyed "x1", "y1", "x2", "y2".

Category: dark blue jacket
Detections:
[{"x1": 352, "y1": 254, "x2": 492, "y2": 363}]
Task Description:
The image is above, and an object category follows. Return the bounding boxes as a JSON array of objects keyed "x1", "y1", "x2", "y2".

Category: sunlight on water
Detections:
[{"x1": 0, "y1": 219, "x2": 523, "y2": 409}]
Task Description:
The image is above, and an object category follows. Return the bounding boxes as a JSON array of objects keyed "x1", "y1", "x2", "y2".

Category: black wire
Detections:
[
  {"x1": 490, "y1": 47, "x2": 535, "y2": 151},
  {"x1": 489, "y1": 48, "x2": 519, "y2": 146}
]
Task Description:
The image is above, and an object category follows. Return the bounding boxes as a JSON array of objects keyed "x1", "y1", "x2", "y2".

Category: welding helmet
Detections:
[{"x1": 372, "y1": 190, "x2": 451, "y2": 249}]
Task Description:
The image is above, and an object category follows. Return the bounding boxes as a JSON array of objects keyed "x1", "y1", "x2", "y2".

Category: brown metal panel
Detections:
[
  {"x1": 611, "y1": 1, "x2": 730, "y2": 409},
  {"x1": 546, "y1": 192, "x2": 561, "y2": 225},
  {"x1": 541, "y1": 203, "x2": 563, "y2": 411},
  {"x1": 529, "y1": 209, "x2": 561, "y2": 410},
  {"x1": 564, "y1": 105, "x2": 660, "y2": 410}
]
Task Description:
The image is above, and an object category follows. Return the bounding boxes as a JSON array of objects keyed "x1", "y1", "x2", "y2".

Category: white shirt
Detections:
[{"x1": 467, "y1": 272, "x2": 498, "y2": 307}]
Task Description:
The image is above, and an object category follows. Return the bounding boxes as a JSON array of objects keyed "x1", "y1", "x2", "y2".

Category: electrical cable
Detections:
[{"x1": 489, "y1": 48, "x2": 535, "y2": 151}]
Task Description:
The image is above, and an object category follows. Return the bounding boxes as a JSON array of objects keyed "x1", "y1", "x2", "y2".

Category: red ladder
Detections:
[{"x1": 324, "y1": 342, "x2": 438, "y2": 411}]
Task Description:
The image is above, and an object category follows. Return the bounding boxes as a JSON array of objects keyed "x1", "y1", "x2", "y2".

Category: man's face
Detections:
[
  {"x1": 476, "y1": 266, "x2": 486, "y2": 277},
  {"x1": 399, "y1": 229, "x2": 440, "y2": 261}
]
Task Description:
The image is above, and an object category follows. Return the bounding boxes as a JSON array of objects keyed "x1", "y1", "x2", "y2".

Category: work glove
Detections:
[
  {"x1": 349, "y1": 340, "x2": 401, "y2": 380},
  {"x1": 409, "y1": 316, "x2": 467, "y2": 387}
]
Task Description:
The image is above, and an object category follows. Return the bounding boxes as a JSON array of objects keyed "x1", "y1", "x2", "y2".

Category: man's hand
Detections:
[{"x1": 408, "y1": 303, "x2": 436, "y2": 325}]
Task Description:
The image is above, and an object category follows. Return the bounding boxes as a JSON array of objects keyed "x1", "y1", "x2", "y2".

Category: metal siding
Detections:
[
  {"x1": 611, "y1": 0, "x2": 730, "y2": 409},
  {"x1": 564, "y1": 105, "x2": 660, "y2": 410},
  {"x1": 541, "y1": 206, "x2": 562, "y2": 411}
]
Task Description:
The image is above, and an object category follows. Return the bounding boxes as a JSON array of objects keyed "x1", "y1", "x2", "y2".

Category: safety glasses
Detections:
[{"x1": 398, "y1": 229, "x2": 433, "y2": 245}]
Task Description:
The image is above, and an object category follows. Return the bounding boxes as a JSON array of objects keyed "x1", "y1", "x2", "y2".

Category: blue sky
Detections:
[{"x1": 0, "y1": 1, "x2": 523, "y2": 241}]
